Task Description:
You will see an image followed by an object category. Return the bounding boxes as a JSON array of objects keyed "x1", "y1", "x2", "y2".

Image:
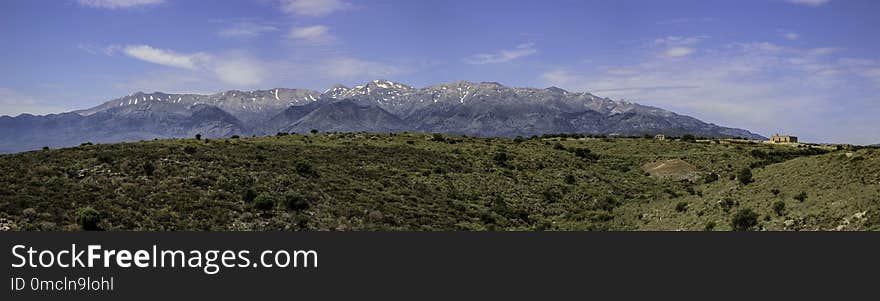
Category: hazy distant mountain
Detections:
[{"x1": 0, "y1": 80, "x2": 765, "y2": 153}]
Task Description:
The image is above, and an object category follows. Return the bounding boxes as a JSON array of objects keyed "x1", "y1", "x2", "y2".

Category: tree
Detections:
[
  {"x1": 310, "y1": 129, "x2": 318, "y2": 134},
  {"x1": 738, "y1": 168, "x2": 753, "y2": 185},
  {"x1": 681, "y1": 134, "x2": 696, "y2": 142},
  {"x1": 731, "y1": 208, "x2": 759, "y2": 231},
  {"x1": 75, "y1": 207, "x2": 101, "y2": 231},
  {"x1": 195, "y1": 133, "x2": 202, "y2": 140}
]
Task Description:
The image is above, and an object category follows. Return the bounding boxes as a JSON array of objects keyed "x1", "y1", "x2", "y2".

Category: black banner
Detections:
[{"x1": 2, "y1": 232, "x2": 878, "y2": 300}]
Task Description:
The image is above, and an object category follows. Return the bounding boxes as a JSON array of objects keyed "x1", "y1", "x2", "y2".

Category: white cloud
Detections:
[
  {"x1": 117, "y1": 45, "x2": 268, "y2": 88},
  {"x1": 287, "y1": 25, "x2": 336, "y2": 44},
  {"x1": 664, "y1": 47, "x2": 694, "y2": 57},
  {"x1": 279, "y1": 0, "x2": 349, "y2": 17},
  {"x1": 782, "y1": 32, "x2": 801, "y2": 40},
  {"x1": 77, "y1": 0, "x2": 164, "y2": 9},
  {"x1": 218, "y1": 22, "x2": 278, "y2": 39},
  {"x1": 122, "y1": 45, "x2": 208, "y2": 70},
  {"x1": 784, "y1": 0, "x2": 831, "y2": 6},
  {"x1": 211, "y1": 55, "x2": 266, "y2": 87},
  {"x1": 0, "y1": 88, "x2": 69, "y2": 117},
  {"x1": 654, "y1": 36, "x2": 704, "y2": 58},
  {"x1": 539, "y1": 40, "x2": 880, "y2": 144},
  {"x1": 464, "y1": 43, "x2": 538, "y2": 65}
]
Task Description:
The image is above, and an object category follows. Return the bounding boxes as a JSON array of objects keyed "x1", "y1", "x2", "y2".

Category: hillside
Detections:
[{"x1": 0, "y1": 133, "x2": 876, "y2": 231}]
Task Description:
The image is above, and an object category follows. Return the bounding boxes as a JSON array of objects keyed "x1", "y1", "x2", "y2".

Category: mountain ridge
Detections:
[{"x1": 0, "y1": 80, "x2": 766, "y2": 153}]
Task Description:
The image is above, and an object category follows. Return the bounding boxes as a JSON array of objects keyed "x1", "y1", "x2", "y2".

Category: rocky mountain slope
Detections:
[{"x1": 0, "y1": 80, "x2": 765, "y2": 153}]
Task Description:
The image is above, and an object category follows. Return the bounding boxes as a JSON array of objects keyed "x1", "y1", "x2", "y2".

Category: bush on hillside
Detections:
[
  {"x1": 254, "y1": 195, "x2": 276, "y2": 211},
  {"x1": 704, "y1": 172, "x2": 719, "y2": 184},
  {"x1": 772, "y1": 201, "x2": 786, "y2": 216},
  {"x1": 675, "y1": 202, "x2": 688, "y2": 213},
  {"x1": 75, "y1": 207, "x2": 101, "y2": 231},
  {"x1": 282, "y1": 192, "x2": 310, "y2": 212},
  {"x1": 731, "y1": 208, "x2": 759, "y2": 231},
  {"x1": 738, "y1": 168, "x2": 753, "y2": 185}
]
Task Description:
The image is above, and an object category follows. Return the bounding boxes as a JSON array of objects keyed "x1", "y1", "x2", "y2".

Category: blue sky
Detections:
[{"x1": 1, "y1": 0, "x2": 879, "y2": 144}]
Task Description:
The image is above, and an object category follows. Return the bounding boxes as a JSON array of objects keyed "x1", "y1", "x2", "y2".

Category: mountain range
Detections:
[{"x1": 0, "y1": 80, "x2": 764, "y2": 153}]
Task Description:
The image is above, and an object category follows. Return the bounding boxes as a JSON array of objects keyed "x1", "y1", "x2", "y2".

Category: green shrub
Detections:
[
  {"x1": 282, "y1": 192, "x2": 310, "y2": 212},
  {"x1": 143, "y1": 162, "x2": 156, "y2": 176},
  {"x1": 243, "y1": 188, "x2": 258, "y2": 203},
  {"x1": 183, "y1": 146, "x2": 197, "y2": 155},
  {"x1": 254, "y1": 195, "x2": 276, "y2": 211},
  {"x1": 675, "y1": 201, "x2": 688, "y2": 213},
  {"x1": 310, "y1": 129, "x2": 318, "y2": 134},
  {"x1": 513, "y1": 136, "x2": 525, "y2": 143},
  {"x1": 794, "y1": 192, "x2": 808, "y2": 202},
  {"x1": 564, "y1": 174, "x2": 577, "y2": 185},
  {"x1": 97, "y1": 154, "x2": 114, "y2": 164},
  {"x1": 681, "y1": 134, "x2": 696, "y2": 142},
  {"x1": 731, "y1": 208, "x2": 759, "y2": 231},
  {"x1": 295, "y1": 161, "x2": 317, "y2": 177},
  {"x1": 704, "y1": 172, "x2": 719, "y2": 184},
  {"x1": 737, "y1": 168, "x2": 753, "y2": 185},
  {"x1": 570, "y1": 148, "x2": 599, "y2": 161},
  {"x1": 770, "y1": 188, "x2": 781, "y2": 195},
  {"x1": 772, "y1": 201, "x2": 786, "y2": 216},
  {"x1": 704, "y1": 221, "x2": 716, "y2": 231},
  {"x1": 75, "y1": 207, "x2": 101, "y2": 231},
  {"x1": 493, "y1": 151, "x2": 509, "y2": 166}
]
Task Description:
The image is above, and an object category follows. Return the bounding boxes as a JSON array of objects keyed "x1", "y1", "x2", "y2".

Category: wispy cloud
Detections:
[
  {"x1": 784, "y1": 0, "x2": 831, "y2": 7},
  {"x1": 664, "y1": 47, "x2": 694, "y2": 57},
  {"x1": 122, "y1": 45, "x2": 208, "y2": 70},
  {"x1": 218, "y1": 22, "x2": 279, "y2": 39},
  {"x1": 287, "y1": 25, "x2": 336, "y2": 44},
  {"x1": 781, "y1": 32, "x2": 801, "y2": 40},
  {"x1": 464, "y1": 43, "x2": 538, "y2": 65},
  {"x1": 116, "y1": 45, "x2": 267, "y2": 87},
  {"x1": 654, "y1": 36, "x2": 705, "y2": 58},
  {"x1": 77, "y1": 0, "x2": 164, "y2": 9},
  {"x1": 279, "y1": 0, "x2": 349, "y2": 17}
]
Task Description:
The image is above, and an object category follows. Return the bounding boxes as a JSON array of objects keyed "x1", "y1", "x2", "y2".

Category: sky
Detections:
[{"x1": 1, "y1": 0, "x2": 879, "y2": 144}]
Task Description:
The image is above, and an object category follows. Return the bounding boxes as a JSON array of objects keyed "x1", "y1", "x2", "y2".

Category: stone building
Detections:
[{"x1": 770, "y1": 135, "x2": 798, "y2": 143}]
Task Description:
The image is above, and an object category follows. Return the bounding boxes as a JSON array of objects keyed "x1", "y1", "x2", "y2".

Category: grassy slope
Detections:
[{"x1": 0, "y1": 133, "x2": 877, "y2": 231}]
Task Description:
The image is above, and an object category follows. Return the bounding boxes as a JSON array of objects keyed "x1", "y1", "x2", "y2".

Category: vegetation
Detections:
[
  {"x1": 0, "y1": 133, "x2": 876, "y2": 231},
  {"x1": 731, "y1": 208, "x2": 759, "y2": 231},
  {"x1": 75, "y1": 207, "x2": 101, "y2": 231},
  {"x1": 738, "y1": 168, "x2": 753, "y2": 185}
]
